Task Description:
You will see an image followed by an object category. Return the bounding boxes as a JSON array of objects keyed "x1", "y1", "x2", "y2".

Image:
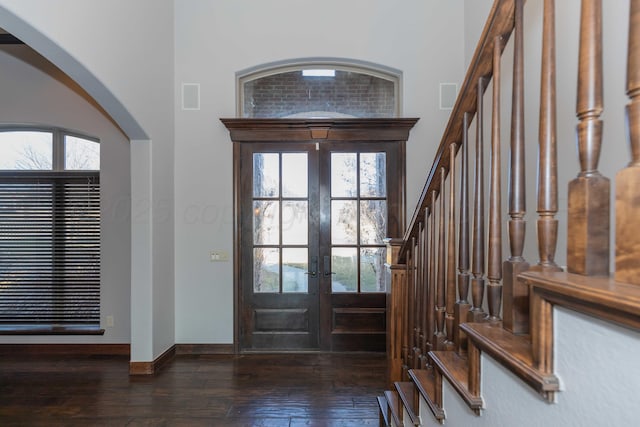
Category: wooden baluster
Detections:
[
  {"x1": 469, "y1": 77, "x2": 488, "y2": 323},
  {"x1": 414, "y1": 231, "x2": 423, "y2": 367},
  {"x1": 402, "y1": 253, "x2": 410, "y2": 375},
  {"x1": 406, "y1": 246, "x2": 415, "y2": 373},
  {"x1": 434, "y1": 170, "x2": 447, "y2": 350},
  {"x1": 411, "y1": 236, "x2": 419, "y2": 368},
  {"x1": 426, "y1": 191, "x2": 437, "y2": 356},
  {"x1": 616, "y1": 0, "x2": 640, "y2": 285},
  {"x1": 531, "y1": 0, "x2": 563, "y2": 275},
  {"x1": 567, "y1": 0, "x2": 610, "y2": 275},
  {"x1": 503, "y1": 0, "x2": 531, "y2": 334},
  {"x1": 487, "y1": 36, "x2": 503, "y2": 323},
  {"x1": 455, "y1": 113, "x2": 472, "y2": 352},
  {"x1": 421, "y1": 207, "x2": 431, "y2": 367},
  {"x1": 444, "y1": 143, "x2": 457, "y2": 350}
]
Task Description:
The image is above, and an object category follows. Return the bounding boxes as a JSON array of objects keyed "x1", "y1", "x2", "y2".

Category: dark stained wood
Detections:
[
  {"x1": 426, "y1": 191, "x2": 438, "y2": 357},
  {"x1": 385, "y1": 238, "x2": 406, "y2": 385},
  {"x1": 487, "y1": 36, "x2": 504, "y2": 323},
  {"x1": 377, "y1": 395, "x2": 391, "y2": 426},
  {"x1": 420, "y1": 207, "x2": 431, "y2": 367},
  {"x1": 520, "y1": 271, "x2": 640, "y2": 332},
  {"x1": 175, "y1": 344, "x2": 234, "y2": 355},
  {"x1": 408, "y1": 368, "x2": 445, "y2": 421},
  {"x1": 415, "y1": 231, "x2": 424, "y2": 366},
  {"x1": 221, "y1": 118, "x2": 419, "y2": 143},
  {"x1": 445, "y1": 143, "x2": 457, "y2": 350},
  {"x1": 407, "y1": 241, "x2": 417, "y2": 368},
  {"x1": 567, "y1": 0, "x2": 611, "y2": 276},
  {"x1": 531, "y1": 0, "x2": 563, "y2": 276},
  {"x1": 455, "y1": 113, "x2": 472, "y2": 353},
  {"x1": 504, "y1": 0, "x2": 531, "y2": 335},
  {"x1": 434, "y1": 170, "x2": 447, "y2": 350},
  {"x1": 430, "y1": 350, "x2": 483, "y2": 415},
  {"x1": 469, "y1": 77, "x2": 488, "y2": 323},
  {"x1": 461, "y1": 322, "x2": 560, "y2": 402},
  {"x1": 0, "y1": 344, "x2": 129, "y2": 356},
  {"x1": 616, "y1": 0, "x2": 640, "y2": 285},
  {"x1": 385, "y1": 0, "x2": 640, "y2": 422},
  {"x1": 0, "y1": 352, "x2": 386, "y2": 426},
  {"x1": 129, "y1": 345, "x2": 176, "y2": 376},
  {"x1": 225, "y1": 120, "x2": 415, "y2": 353},
  {"x1": 384, "y1": 390, "x2": 404, "y2": 427},
  {"x1": 394, "y1": 382, "x2": 420, "y2": 426}
]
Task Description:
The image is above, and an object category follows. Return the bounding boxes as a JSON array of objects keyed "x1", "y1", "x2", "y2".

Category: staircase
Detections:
[{"x1": 377, "y1": 0, "x2": 640, "y2": 425}]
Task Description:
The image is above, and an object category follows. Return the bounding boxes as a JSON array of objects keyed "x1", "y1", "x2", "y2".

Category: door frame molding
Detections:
[{"x1": 222, "y1": 118, "x2": 418, "y2": 353}]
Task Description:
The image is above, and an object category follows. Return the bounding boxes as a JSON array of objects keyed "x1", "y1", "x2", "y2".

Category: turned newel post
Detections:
[
  {"x1": 503, "y1": 0, "x2": 531, "y2": 334},
  {"x1": 567, "y1": 0, "x2": 610, "y2": 276},
  {"x1": 385, "y1": 238, "x2": 406, "y2": 384},
  {"x1": 616, "y1": 0, "x2": 640, "y2": 285},
  {"x1": 532, "y1": 0, "x2": 563, "y2": 274}
]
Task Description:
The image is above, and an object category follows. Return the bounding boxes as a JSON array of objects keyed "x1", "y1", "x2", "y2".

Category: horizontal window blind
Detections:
[{"x1": 0, "y1": 173, "x2": 100, "y2": 325}]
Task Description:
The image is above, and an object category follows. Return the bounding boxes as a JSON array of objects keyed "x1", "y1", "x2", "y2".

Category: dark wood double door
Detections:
[{"x1": 224, "y1": 119, "x2": 416, "y2": 352}]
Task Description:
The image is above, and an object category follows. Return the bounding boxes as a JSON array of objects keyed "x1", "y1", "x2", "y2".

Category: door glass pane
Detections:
[
  {"x1": 65, "y1": 135, "x2": 100, "y2": 170},
  {"x1": 331, "y1": 153, "x2": 357, "y2": 197},
  {"x1": 360, "y1": 152, "x2": 386, "y2": 197},
  {"x1": 331, "y1": 247, "x2": 358, "y2": 292},
  {"x1": 0, "y1": 131, "x2": 52, "y2": 170},
  {"x1": 282, "y1": 201, "x2": 308, "y2": 245},
  {"x1": 253, "y1": 153, "x2": 279, "y2": 197},
  {"x1": 254, "y1": 247, "x2": 279, "y2": 293},
  {"x1": 361, "y1": 247, "x2": 387, "y2": 292},
  {"x1": 282, "y1": 248, "x2": 308, "y2": 293},
  {"x1": 282, "y1": 153, "x2": 308, "y2": 197},
  {"x1": 331, "y1": 200, "x2": 357, "y2": 244},
  {"x1": 360, "y1": 200, "x2": 387, "y2": 244},
  {"x1": 253, "y1": 201, "x2": 279, "y2": 245}
]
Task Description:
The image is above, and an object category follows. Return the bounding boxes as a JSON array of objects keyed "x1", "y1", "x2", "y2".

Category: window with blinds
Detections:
[{"x1": 0, "y1": 128, "x2": 100, "y2": 330}]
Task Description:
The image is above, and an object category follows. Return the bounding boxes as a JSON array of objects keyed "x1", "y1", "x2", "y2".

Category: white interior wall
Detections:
[
  {"x1": 173, "y1": 0, "x2": 466, "y2": 343},
  {"x1": 0, "y1": 0, "x2": 175, "y2": 361},
  {"x1": 0, "y1": 45, "x2": 131, "y2": 344}
]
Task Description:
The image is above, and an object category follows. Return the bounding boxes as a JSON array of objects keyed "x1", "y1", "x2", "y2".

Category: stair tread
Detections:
[
  {"x1": 409, "y1": 368, "x2": 445, "y2": 420},
  {"x1": 377, "y1": 395, "x2": 390, "y2": 426},
  {"x1": 384, "y1": 390, "x2": 403, "y2": 427},
  {"x1": 394, "y1": 381, "x2": 420, "y2": 425},
  {"x1": 431, "y1": 350, "x2": 483, "y2": 410},
  {"x1": 461, "y1": 322, "x2": 560, "y2": 394}
]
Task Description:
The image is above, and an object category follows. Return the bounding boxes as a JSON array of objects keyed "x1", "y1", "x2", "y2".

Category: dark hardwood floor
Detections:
[{"x1": 0, "y1": 352, "x2": 386, "y2": 426}]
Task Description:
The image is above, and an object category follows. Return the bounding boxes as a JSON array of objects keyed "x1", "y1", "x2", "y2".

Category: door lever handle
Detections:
[
  {"x1": 305, "y1": 256, "x2": 318, "y2": 278},
  {"x1": 323, "y1": 255, "x2": 336, "y2": 277}
]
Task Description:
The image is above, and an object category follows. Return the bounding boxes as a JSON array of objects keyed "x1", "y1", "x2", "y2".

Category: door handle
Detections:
[
  {"x1": 323, "y1": 255, "x2": 336, "y2": 277},
  {"x1": 305, "y1": 256, "x2": 318, "y2": 278}
]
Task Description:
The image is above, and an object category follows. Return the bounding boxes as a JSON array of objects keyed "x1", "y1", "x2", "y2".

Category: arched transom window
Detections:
[{"x1": 237, "y1": 59, "x2": 402, "y2": 118}]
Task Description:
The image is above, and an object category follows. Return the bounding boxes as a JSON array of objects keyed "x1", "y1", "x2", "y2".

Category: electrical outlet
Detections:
[
  {"x1": 106, "y1": 315, "x2": 114, "y2": 327},
  {"x1": 210, "y1": 250, "x2": 230, "y2": 262}
]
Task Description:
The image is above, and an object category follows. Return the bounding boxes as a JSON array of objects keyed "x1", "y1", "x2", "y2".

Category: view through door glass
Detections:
[{"x1": 241, "y1": 141, "x2": 399, "y2": 351}]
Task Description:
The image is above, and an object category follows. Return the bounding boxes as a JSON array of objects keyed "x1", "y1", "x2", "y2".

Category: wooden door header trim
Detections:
[{"x1": 220, "y1": 118, "x2": 418, "y2": 142}]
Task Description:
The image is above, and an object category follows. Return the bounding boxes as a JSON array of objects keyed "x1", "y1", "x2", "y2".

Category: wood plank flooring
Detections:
[{"x1": 0, "y1": 352, "x2": 386, "y2": 426}]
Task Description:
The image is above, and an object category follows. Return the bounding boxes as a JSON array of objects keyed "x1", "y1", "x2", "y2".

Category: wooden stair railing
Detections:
[{"x1": 381, "y1": 0, "x2": 640, "y2": 424}]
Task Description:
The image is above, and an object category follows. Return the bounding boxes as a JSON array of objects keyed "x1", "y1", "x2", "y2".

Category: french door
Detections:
[{"x1": 225, "y1": 118, "x2": 416, "y2": 352}]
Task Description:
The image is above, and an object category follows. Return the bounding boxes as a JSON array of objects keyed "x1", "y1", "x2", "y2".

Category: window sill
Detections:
[{"x1": 0, "y1": 325, "x2": 105, "y2": 335}]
